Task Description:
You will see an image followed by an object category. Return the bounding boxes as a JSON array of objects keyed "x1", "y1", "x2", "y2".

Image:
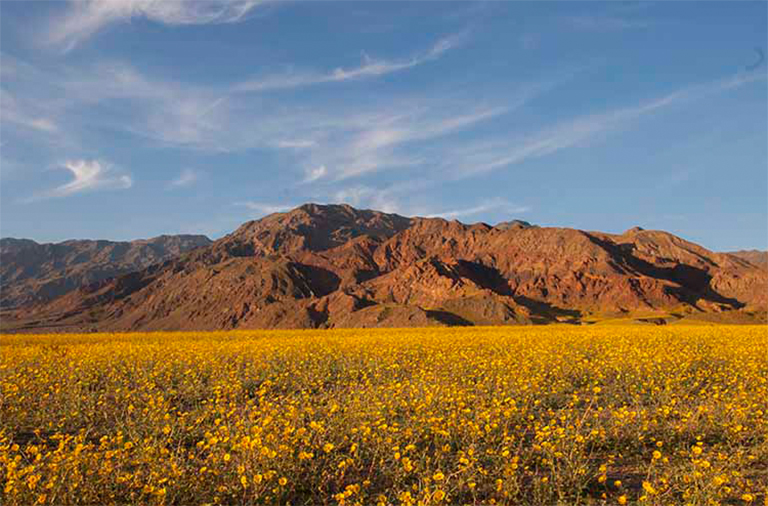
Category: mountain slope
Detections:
[
  {"x1": 727, "y1": 250, "x2": 768, "y2": 269},
  {"x1": 3, "y1": 204, "x2": 765, "y2": 332},
  {"x1": 0, "y1": 234, "x2": 212, "y2": 309}
]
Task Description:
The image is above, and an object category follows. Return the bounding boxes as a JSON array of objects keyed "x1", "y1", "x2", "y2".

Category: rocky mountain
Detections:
[
  {"x1": 727, "y1": 249, "x2": 768, "y2": 269},
  {"x1": 2, "y1": 204, "x2": 765, "y2": 332},
  {"x1": 0, "y1": 235, "x2": 212, "y2": 309}
]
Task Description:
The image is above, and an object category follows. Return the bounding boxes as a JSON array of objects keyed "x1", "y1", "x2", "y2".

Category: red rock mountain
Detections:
[
  {"x1": 2, "y1": 204, "x2": 765, "y2": 332},
  {"x1": 0, "y1": 235, "x2": 211, "y2": 309}
]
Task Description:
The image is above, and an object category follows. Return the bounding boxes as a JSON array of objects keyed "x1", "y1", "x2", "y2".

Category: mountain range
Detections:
[
  {"x1": 0, "y1": 235, "x2": 211, "y2": 309},
  {"x1": 1, "y1": 203, "x2": 765, "y2": 332}
]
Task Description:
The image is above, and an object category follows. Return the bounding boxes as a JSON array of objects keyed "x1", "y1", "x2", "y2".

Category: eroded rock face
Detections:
[{"x1": 3, "y1": 204, "x2": 765, "y2": 332}]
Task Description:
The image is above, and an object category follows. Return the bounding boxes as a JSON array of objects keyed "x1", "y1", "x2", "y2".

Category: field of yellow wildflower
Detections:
[{"x1": 1, "y1": 326, "x2": 766, "y2": 505}]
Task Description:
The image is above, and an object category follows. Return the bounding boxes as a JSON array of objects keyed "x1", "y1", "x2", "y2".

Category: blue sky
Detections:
[{"x1": 1, "y1": 1, "x2": 766, "y2": 251}]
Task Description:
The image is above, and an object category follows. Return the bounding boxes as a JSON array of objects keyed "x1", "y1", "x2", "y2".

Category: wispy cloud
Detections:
[
  {"x1": 425, "y1": 198, "x2": 530, "y2": 220},
  {"x1": 3, "y1": 22, "x2": 540, "y2": 176},
  {"x1": 332, "y1": 185, "x2": 401, "y2": 214},
  {"x1": 302, "y1": 165, "x2": 328, "y2": 184},
  {"x1": 300, "y1": 74, "x2": 569, "y2": 182},
  {"x1": 0, "y1": 89, "x2": 59, "y2": 134},
  {"x1": 234, "y1": 201, "x2": 293, "y2": 216},
  {"x1": 5, "y1": 45, "x2": 761, "y2": 213},
  {"x1": 4, "y1": 32, "x2": 475, "y2": 158},
  {"x1": 168, "y1": 168, "x2": 200, "y2": 189},
  {"x1": 52, "y1": 62, "x2": 235, "y2": 151},
  {"x1": 233, "y1": 32, "x2": 466, "y2": 93},
  {"x1": 445, "y1": 71, "x2": 766, "y2": 179},
  {"x1": 2, "y1": 57, "x2": 234, "y2": 153},
  {"x1": 47, "y1": 0, "x2": 269, "y2": 52},
  {"x1": 322, "y1": 185, "x2": 530, "y2": 223},
  {"x1": 4, "y1": 113, "x2": 57, "y2": 133},
  {"x1": 307, "y1": 104, "x2": 513, "y2": 181},
  {"x1": 26, "y1": 159, "x2": 132, "y2": 202},
  {"x1": 277, "y1": 139, "x2": 317, "y2": 149}
]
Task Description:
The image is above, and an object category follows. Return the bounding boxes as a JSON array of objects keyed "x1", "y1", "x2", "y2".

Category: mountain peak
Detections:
[
  {"x1": 296, "y1": 202, "x2": 355, "y2": 213},
  {"x1": 224, "y1": 202, "x2": 412, "y2": 256},
  {"x1": 494, "y1": 219, "x2": 535, "y2": 230}
]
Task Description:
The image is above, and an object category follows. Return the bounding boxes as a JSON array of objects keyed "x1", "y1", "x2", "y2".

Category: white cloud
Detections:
[
  {"x1": 47, "y1": 0, "x2": 268, "y2": 52},
  {"x1": 7, "y1": 114, "x2": 58, "y2": 133},
  {"x1": 234, "y1": 201, "x2": 293, "y2": 215},
  {"x1": 314, "y1": 105, "x2": 511, "y2": 181},
  {"x1": 53, "y1": 62, "x2": 235, "y2": 151},
  {"x1": 143, "y1": 96, "x2": 230, "y2": 150},
  {"x1": 426, "y1": 198, "x2": 530, "y2": 220},
  {"x1": 1, "y1": 37, "x2": 529, "y2": 170},
  {"x1": 26, "y1": 159, "x2": 132, "y2": 201},
  {"x1": 276, "y1": 139, "x2": 316, "y2": 149},
  {"x1": 233, "y1": 32, "x2": 465, "y2": 93},
  {"x1": 3, "y1": 57, "x2": 236, "y2": 153},
  {"x1": 0, "y1": 89, "x2": 59, "y2": 133},
  {"x1": 325, "y1": 184, "x2": 528, "y2": 221},
  {"x1": 302, "y1": 165, "x2": 327, "y2": 183},
  {"x1": 446, "y1": 71, "x2": 766, "y2": 179},
  {"x1": 305, "y1": 77, "x2": 562, "y2": 181},
  {"x1": 332, "y1": 185, "x2": 401, "y2": 214},
  {"x1": 5, "y1": 46, "x2": 761, "y2": 208},
  {"x1": 168, "y1": 168, "x2": 200, "y2": 188}
]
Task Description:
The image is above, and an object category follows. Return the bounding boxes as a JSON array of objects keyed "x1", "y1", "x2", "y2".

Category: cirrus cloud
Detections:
[
  {"x1": 233, "y1": 201, "x2": 293, "y2": 216},
  {"x1": 25, "y1": 159, "x2": 132, "y2": 202},
  {"x1": 47, "y1": 0, "x2": 270, "y2": 52},
  {"x1": 168, "y1": 168, "x2": 200, "y2": 189},
  {"x1": 233, "y1": 32, "x2": 467, "y2": 93},
  {"x1": 425, "y1": 198, "x2": 530, "y2": 220}
]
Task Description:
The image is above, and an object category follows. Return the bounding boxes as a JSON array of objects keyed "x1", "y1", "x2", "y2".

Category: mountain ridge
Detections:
[
  {"x1": 0, "y1": 234, "x2": 212, "y2": 309},
  {"x1": 1, "y1": 204, "x2": 765, "y2": 332},
  {"x1": 727, "y1": 249, "x2": 768, "y2": 269}
]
